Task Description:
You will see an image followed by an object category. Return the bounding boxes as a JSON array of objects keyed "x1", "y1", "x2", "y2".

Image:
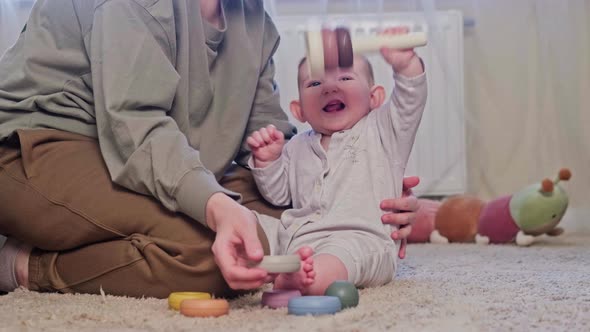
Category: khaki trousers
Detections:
[{"x1": 0, "y1": 129, "x2": 283, "y2": 298}]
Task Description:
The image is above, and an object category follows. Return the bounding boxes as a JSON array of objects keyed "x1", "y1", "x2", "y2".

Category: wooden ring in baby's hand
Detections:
[
  {"x1": 304, "y1": 30, "x2": 325, "y2": 78},
  {"x1": 335, "y1": 27, "x2": 353, "y2": 68}
]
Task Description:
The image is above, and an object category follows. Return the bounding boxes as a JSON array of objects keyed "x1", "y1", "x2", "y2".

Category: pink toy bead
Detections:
[
  {"x1": 335, "y1": 27, "x2": 353, "y2": 68},
  {"x1": 261, "y1": 289, "x2": 302, "y2": 309},
  {"x1": 322, "y1": 28, "x2": 339, "y2": 70}
]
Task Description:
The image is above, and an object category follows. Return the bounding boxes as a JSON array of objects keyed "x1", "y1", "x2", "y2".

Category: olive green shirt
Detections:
[{"x1": 0, "y1": 0, "x2": 296, "y2": 225}]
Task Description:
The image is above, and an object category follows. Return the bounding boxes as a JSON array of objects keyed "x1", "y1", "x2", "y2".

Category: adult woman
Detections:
[{"x1": 0, "y1": 0, "x2": 419, "y2": 298}]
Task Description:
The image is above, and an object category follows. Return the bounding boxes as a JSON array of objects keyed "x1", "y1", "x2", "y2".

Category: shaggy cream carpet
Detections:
[{"x1": 1, "y1": 234, "x2": 589, "y2": 332}]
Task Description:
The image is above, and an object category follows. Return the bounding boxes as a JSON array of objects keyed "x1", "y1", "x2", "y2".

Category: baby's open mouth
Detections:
[{"x1": 322, "y1": 99, "x2": 346, "y2": 112}]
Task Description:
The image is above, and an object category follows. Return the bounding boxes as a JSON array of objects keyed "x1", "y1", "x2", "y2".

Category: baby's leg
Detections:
[
  {"x1": 274, "y1": 233, "x2": 395, "y2": 295},
  {"x1": 314, "y1": 233, "x2": 397, "y2": 290},
  {"x1": 302, "y1": 254, "x2": 348, "y2": 295}
]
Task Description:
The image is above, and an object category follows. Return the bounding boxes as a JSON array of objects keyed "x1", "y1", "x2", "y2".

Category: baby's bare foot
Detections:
[{"x1": 273, "y1": 247, "x2": 315, "y2": 294}]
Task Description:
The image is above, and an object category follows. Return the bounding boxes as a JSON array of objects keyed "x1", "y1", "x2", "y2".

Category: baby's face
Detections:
[{"x1": 297, "y1": 58, "x2": 374, "y2": 136}]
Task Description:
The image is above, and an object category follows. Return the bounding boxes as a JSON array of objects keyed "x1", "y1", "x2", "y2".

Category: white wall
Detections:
[{"x1": 0, "y1": 0, "x2": 32, "y2": 56}]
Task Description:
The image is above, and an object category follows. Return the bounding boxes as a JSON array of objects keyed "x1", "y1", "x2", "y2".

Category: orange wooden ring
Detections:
[{"x1": 180, "y1": 299, "x2": 229, "y2": 318}]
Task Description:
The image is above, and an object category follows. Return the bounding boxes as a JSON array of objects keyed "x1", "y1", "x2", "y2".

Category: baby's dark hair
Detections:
[{"x1": 297, "y1": 55, "x2": 375, "y2": 87}]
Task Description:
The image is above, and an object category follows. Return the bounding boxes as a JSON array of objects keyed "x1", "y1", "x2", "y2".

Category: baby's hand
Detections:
[
  {"x1": 380, "y1": 27, "x2": 423, "y2": 77},
  {"x1": 247, "y1": 125, "x2": 285, "y2": 168}
]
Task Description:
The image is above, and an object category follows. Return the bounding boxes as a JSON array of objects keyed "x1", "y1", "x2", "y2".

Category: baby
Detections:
[{"x1": 247, "y1": 27, "x2": 427, "y2": 295}]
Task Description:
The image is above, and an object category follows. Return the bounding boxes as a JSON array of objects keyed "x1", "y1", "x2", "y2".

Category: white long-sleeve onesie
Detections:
[{"x1": 252, "y1": 72, "x2": 427, "y2": 287}]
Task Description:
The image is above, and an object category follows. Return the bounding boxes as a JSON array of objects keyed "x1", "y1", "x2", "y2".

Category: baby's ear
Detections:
[
  {"x1": 369, "y1": 85, "x2": 386, "y2": 109},
  {"x1": 289, "y1": 100, "x2": 305, "y2": 122}
]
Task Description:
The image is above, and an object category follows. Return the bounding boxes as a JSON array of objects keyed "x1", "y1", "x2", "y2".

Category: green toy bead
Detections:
[{"x1": 324, "y1": 280, "x2": 359, "y2": 309}]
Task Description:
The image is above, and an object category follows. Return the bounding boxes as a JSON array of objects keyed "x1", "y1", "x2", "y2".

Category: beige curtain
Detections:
[
  {"x1": 412, "y1": 0, "x2": 589, "y2": 229},
  {"x1": 448, "y1": 0, "x2": 589, "y2": 219}
]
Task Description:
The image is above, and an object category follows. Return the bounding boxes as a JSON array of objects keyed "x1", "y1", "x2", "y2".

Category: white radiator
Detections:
[{"x1": 272, "y1": 11, "x2": 467, "y2": 196}]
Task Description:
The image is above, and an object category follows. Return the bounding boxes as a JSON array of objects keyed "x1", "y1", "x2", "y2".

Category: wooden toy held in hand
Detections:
[
  {"x1": 248, "y1": 255, "x2": 301, "y2": 273},
  {"x1": 304, "y1": 26, "x2": 427, "y2": 77}
]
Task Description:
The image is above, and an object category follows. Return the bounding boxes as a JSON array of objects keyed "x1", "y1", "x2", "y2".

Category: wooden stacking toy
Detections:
[
  {"x1": 249, "y1": 255, "x2": 301, "y2": 273},
  {"x1": 324, "y1": 280, "x2": 359, "y2": 309},
  {"x1": 180, "y1": 299, "x2": 230, "y2": 318},
  {"x1": 304, "y1": 27, "x2": 427, "y2": 77},
  {"x1": 261, "y1": 289, "x2": 302, "y2": 309}
]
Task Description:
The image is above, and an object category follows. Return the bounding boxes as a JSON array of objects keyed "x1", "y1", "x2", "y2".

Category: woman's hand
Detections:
[
  {"x1": 206, "y1": 193, "x2": 268, "y2": 290},
  {"x1": 380, "y1": 176, "x2": 420, "y2": 259}
]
